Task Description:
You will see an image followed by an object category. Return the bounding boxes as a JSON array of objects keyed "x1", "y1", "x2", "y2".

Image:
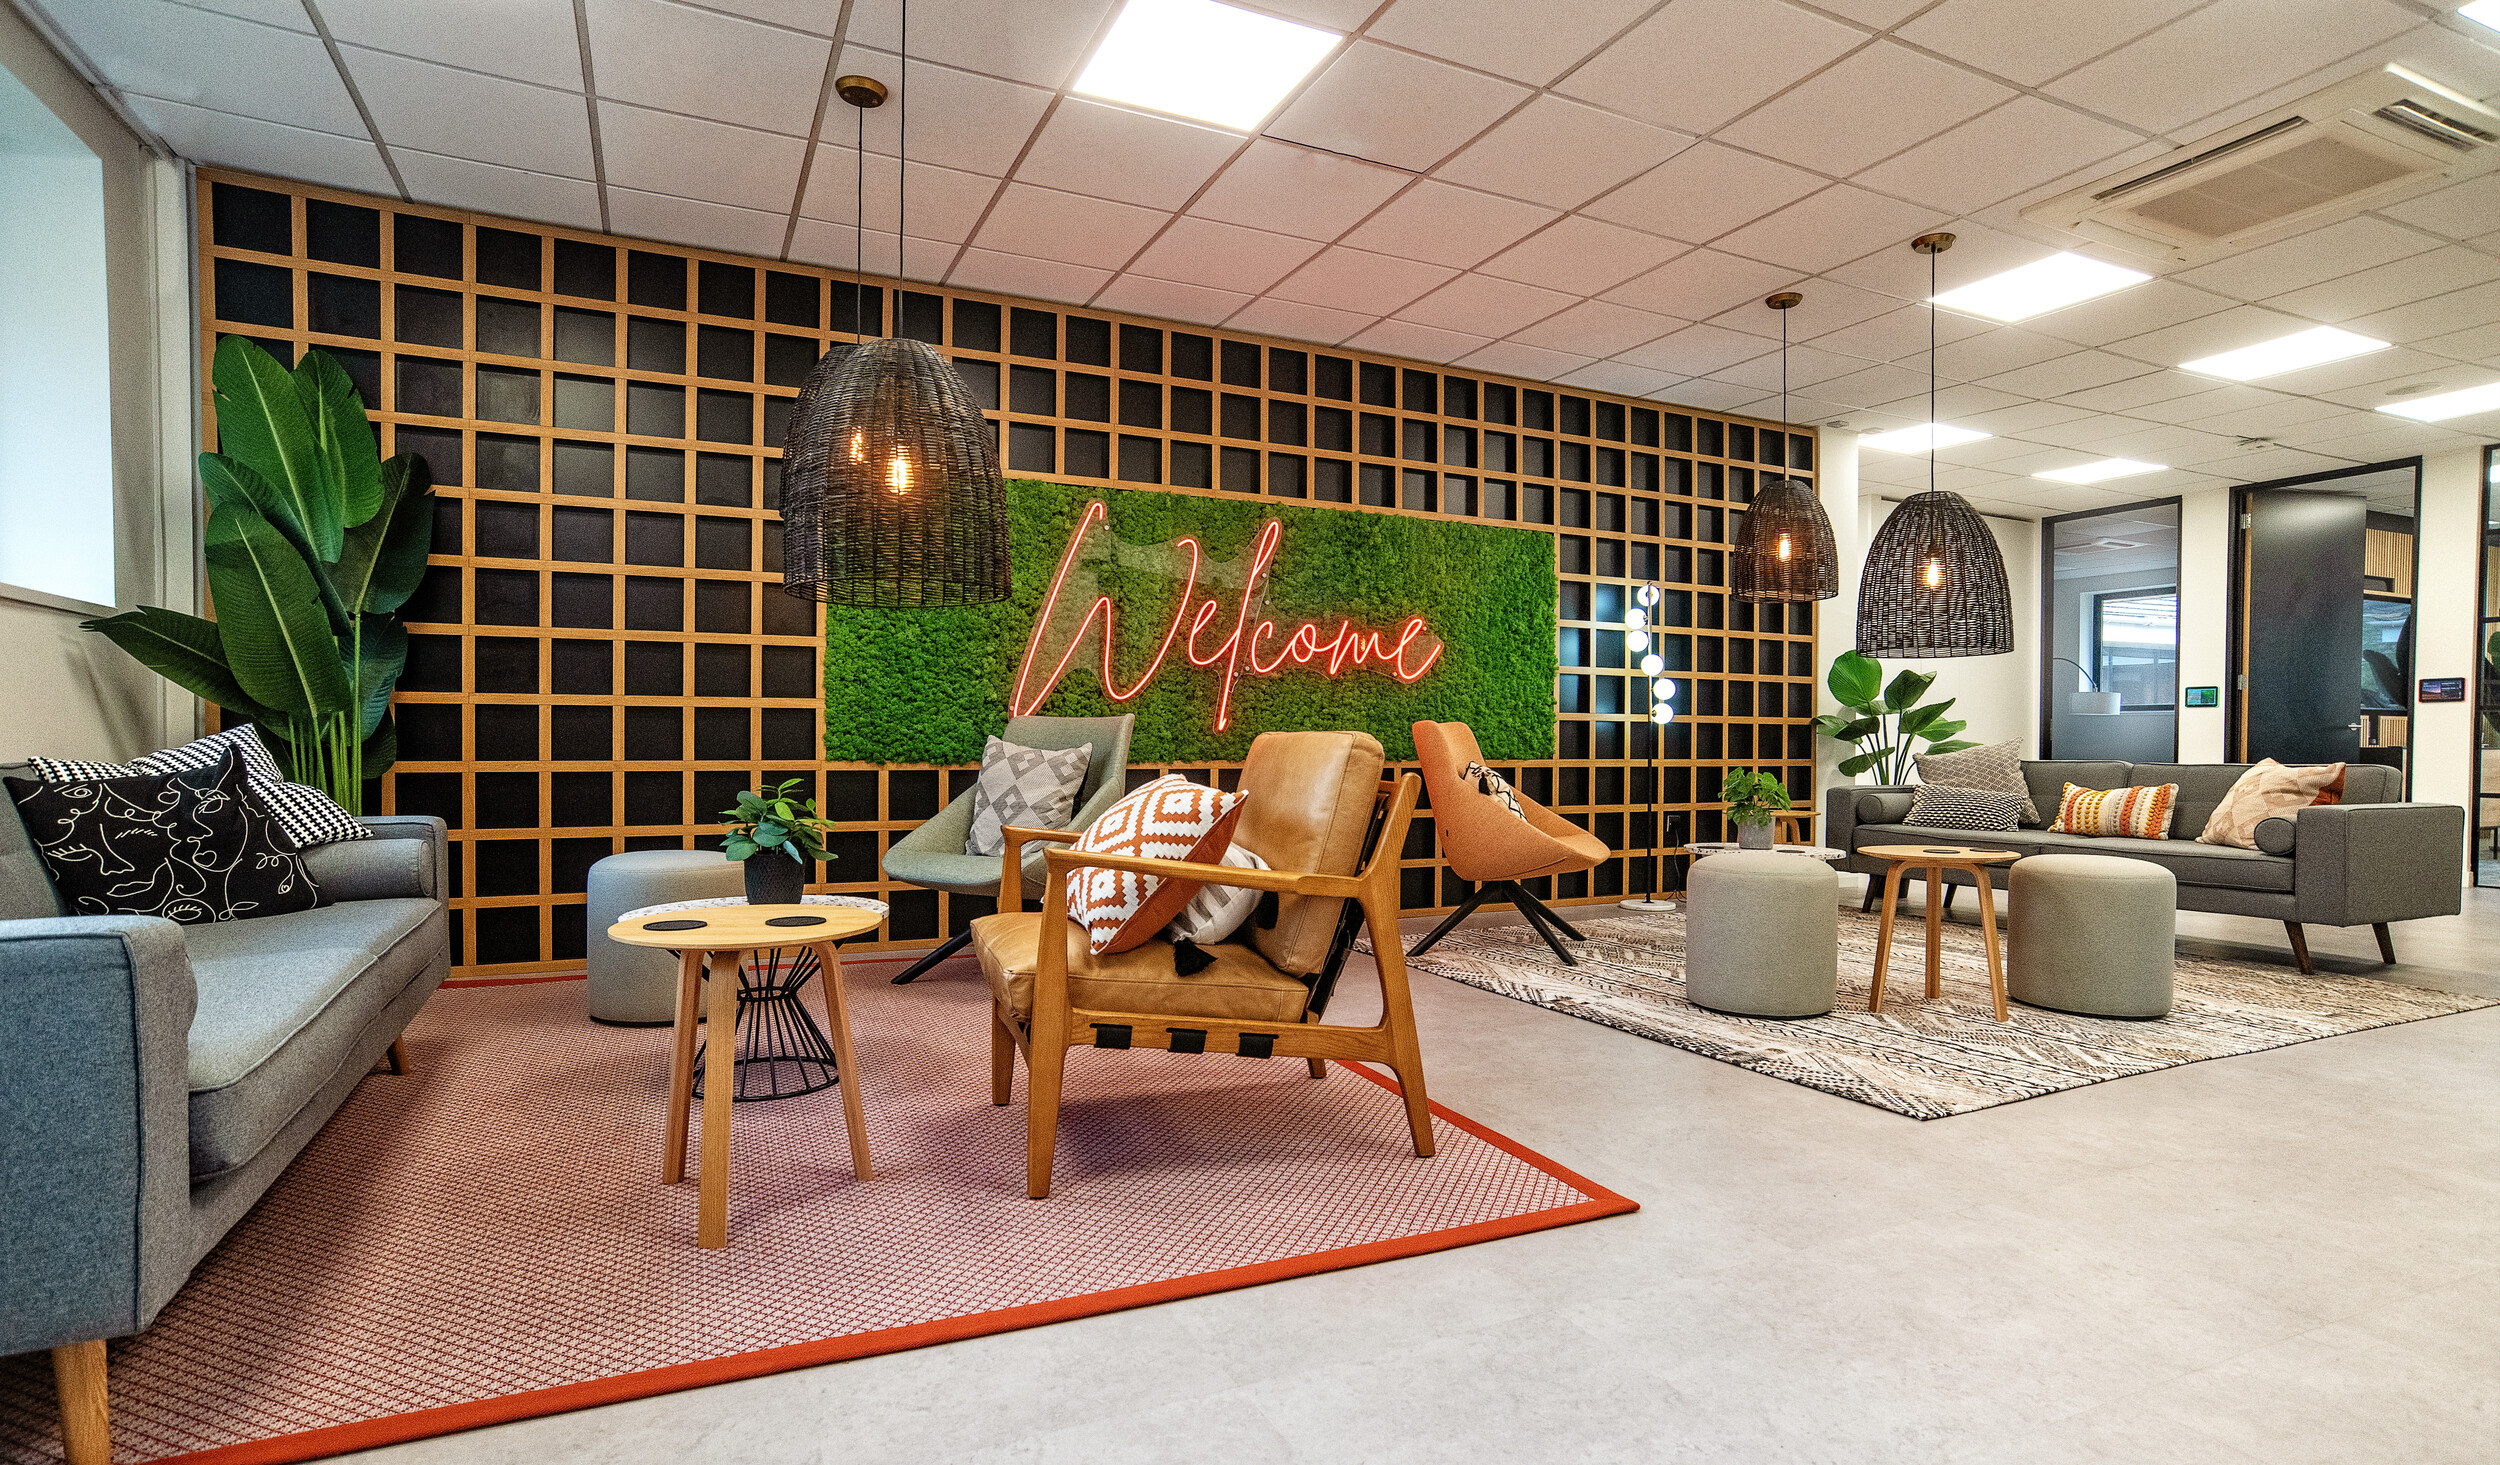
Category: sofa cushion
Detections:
[
  {"x1": 2338, "y1": 763, "x2": 2401, "y2": 804},
  {"x1": 2021, "y1": 762, "x2": 2130, "y2": 829},
  {"x1": 2124, "y1": 763, "x2": 2249, "y2": 841},
  {"x1": 183, "y1": 898, "x2": 440, "y2": 1178},
  {"x1": 970, "y1": 911, "x2": 1313, "y2": 1025},
  {"x1": 1857, "y1": 825, "x2": 2041, "y2": 860},
  {"x1": 2023, "y1": 833, "x2": 2292, "y2": 892},
  {"x1": 1915, "y1": 739, "x2": 2037, "y2": 824}
]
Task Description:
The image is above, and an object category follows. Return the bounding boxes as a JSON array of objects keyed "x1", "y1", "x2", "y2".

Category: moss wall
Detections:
[{"x1": 823, "y1": 481, "x2": 1557, "y2": 764}]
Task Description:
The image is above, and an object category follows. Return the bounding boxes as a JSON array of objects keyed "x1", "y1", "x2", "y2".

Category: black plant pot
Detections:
[{"x1": 743, "y1": 852, "x2": 807, "y2": 906}]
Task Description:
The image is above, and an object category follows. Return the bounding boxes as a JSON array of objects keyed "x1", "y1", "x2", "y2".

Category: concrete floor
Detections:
[{"x1": 346, "y1": 883, "x2": 2499, "y2": 1465}]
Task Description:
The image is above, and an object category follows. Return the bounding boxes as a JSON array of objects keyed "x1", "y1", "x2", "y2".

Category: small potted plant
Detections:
[
  {"x1": 720, "y1": 779, "x2": 838, "y2": 906},
  {"x1": 1720, "y1": 767, "x2": 1792, "y2": 851}
]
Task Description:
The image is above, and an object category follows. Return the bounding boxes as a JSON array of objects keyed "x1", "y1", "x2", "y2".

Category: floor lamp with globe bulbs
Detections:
[{"x1": 1620, "y1": 581, "x2": 1681, "y2": 914}]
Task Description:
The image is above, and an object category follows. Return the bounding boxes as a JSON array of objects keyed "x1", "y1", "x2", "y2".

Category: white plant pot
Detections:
[{"x1": 1736, "y1": 822, "x2": 1776, "y2": 850}]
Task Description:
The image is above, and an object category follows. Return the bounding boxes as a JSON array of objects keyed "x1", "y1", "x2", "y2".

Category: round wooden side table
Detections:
[
  {"x1": 1858, "y1": 844, "x2": 2020, "y2": 1022},
  {"x1": 607, "y1": 902, "x2": 881, "y2": 1249}
]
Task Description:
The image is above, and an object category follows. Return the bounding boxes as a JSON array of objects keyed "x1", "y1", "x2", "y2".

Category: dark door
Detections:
[{"x1": 2239, "y1": 489, "x2": 2364, "y2": 764}]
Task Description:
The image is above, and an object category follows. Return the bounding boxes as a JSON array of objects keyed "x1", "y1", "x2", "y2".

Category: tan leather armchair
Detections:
[
  {"x1": 968, "y1": 730, "x2": 1432, "y2": 1199},
  {"x1": 1408, "y1": 720, "x2": 1608, "y2": 966}
]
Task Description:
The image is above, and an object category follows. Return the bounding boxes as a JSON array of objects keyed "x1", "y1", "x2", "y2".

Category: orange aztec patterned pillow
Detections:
[
  {"x1": 2047, "y1": 781, "x2": 2178, "y2": 839},
  {"x1": 1068, "y1": 775, "x2": 1247, "y2": 954}
]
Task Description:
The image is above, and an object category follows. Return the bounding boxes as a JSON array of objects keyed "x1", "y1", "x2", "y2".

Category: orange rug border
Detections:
[{"x1": 152, "y1": 1035, "x2": 1635, "y2": 1465}]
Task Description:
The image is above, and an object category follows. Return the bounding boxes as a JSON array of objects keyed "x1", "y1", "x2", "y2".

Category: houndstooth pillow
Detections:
[
  {"x1": 31, "y1": 725, "x2": 370, "y2": 852},
  {"x1": 1914, "y1": 738, "x2": 2037, "y2": 825},
  {"x1": 965, "y1": 737, "x2": 1092, "y2": 857},
  {"x1": 1903, "y1": 783, "x2": 2024, "y2": 832},
  {"x1": 1068, "y1": 775, "x2": 1246, "y2": 954}
]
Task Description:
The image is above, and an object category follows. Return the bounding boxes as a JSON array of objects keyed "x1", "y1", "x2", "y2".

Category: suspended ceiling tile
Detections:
[
  {"x1": 1268, "y1": 246, "x2": 1459, "y2": 315},
  {"x1": 1938, "y1": 325, "x2": 2079, "y2": 382},
  {"x1": 2114, "y1": 383, "x2": 2278, "y2": 425},
  {"x1": 1090, "y1": 274, "x2": 1252, "y2": 327},
  {"x1": 796, "y1": 149, "x2": 999, "y2": 241},
  {"x1": 1186, "y1": 139, "x2": 1409, "y2": 243},
  {"x1": 2187, "y1": 445, "x2": 2365, "y2": 480},
  {"x1": 122, "y1": 97, "x2": 393, "y2": 193},
  {"x1": 2042, "y1": 0, "x2": 2415, "y2": 135},
  {"x1": 1554, "y1": 0, "x2": 1864, "y2": 136},
  {"x1": 2264, "y1": 247, "x2": 2500, "y2": 325},
  {"x1": 2184, "y1": 395, "x2": 2368, "y2": 439},
  {"x1": 830, "y1": 50, "x2": 1057, "y2": 178},
  {"x1": 1713, "y1": 185, "x2": 1945, "y2": 276},
  {"x1": 837, "y1": 0, "x2": 1119, "y2": 88},
  {"x1": 48, "y1": 0, "x2": 363, "y2": 136},
  {"x1": 1663, "y1": 378, "x2": 1774, "y2": 412},
  {"x1": 1477, "y1": 216, "x2": 1687, "y2": 297},
  {"x1": 1396, "y1": 273, "x2": 1577, "y2": 338},
  {"x1": 1250, "y1": 0, "x2": 1378, "y2": 27},
  {"x1": 1555, "y1": 360, "x2": 1682, "y2": 398},
  {"x1": 1850, "y1": 97, "x2": 2145, "y2": 218},
  {"x1": 342, "y1": 48, "x2": 595, "y2": 178},
  {"x1": 1708, "y1": 343, "x2": 1883, "y2": 393},
  {"x1": 1339, "y1": 180, "x2": 1558, "y2": 270},
  {"x1": 2275, "y1": 345, "x2": 2462, "y2": 397},
  {"x1": 1011, "y1": 98, "x2": 1242, "y2": 212},
  {"x1": 1821, "y1": 221, "x2": 2056, "y2": 305},
  {"x1": 1509, "y1": 299, "x2": 1681, "y2": 358},
  {"x1": 394, "y1": 149, "x2": 604, "y2": 231},
  {"x1": 1953, "y1": 399, "x2": 2098, "y2": 435},
  {"x1": 1613, "y1": 322, "x2": 1780, "y2": 378},
  {"x1": 1432, "y1": 95, "x2": 1687, "y2": 212},
  {"x1": 1861, "y1": 381, "x2": 2030, "y2": 421},
  {"x1": 677, "y1": 0, "x2": 843, "y2": 33},
  {"x1": 2054, "y1": 368, "x2": 2221, "y2": 414},
  {"x1": 314, "y1": 0, "x2": 583, "y2": 90},
  {"x1": 120, "y1": 0, "x2": 309, "y2": 28},
  {"x1": 1601, "y1": 248, "x2": 1799, "y2": 321},
  {"x1": 1366, "y1": 0, "x2": 1653, "y2": 87},
  {"x1": 1806, "y1": 302, "x2": 1994, "y2": 364},
  {"x1": 2175, "y1": 216, "x2": 2443, "y2": 303},
  {"x1": 1581, "y1": 141, "x2": 1823, "y2": 246},
  {"x1": 2022, "y1": 279, "x2": 2234, "y2": 350},
  {"x1": 946, "y1": 247, "x2": 1112, "y2": 306},
  {"x1": 1803, "y1": 361, "x2": 1935, "y2": 408},
  {"x1": 595, "y1": 102, "x2": 808, "y2": 214},
  {"x1": 2296, "y1": 422, "x2": 2479, "y2": 463},
  {"x1": 1984, "y1": 349, "x2": 2159, "y2": 399},
  {"x1": 1704, "y1": 279, "x2": 1897, "y2": 343},
  {"x1": 968, "y1": 183, "x2": 1167, "y2": 271},
  {"x1": 1456, "y1": 341, "x2": 1596, "y2": 381},
  {"x1": 1810, "y1": 0, "x2": 1927, "y2": 25},
  {"x1": 1344, "y1": 319, "x2": 1492, "y2": 364},
  {"x1": 2154, "y1": 20, "x2": 2500, "y2": 148},
  {"x1": 2411, "y1": 320, "x2": 2500, "y2": 367},
  {"x1": 1896, "y1": 0, "x2": 2203, "y2": 89},
  {"x1": 1125, "y1": 217, "x2": 1322, "y2": 295},
  {"x1": 2099, "y1": 303, "x2": 2313, "y2": 370},
  {"x1": 783, "y1": 221, "x2": 959, "y2": 280},
  {"x1": 1225, "y1": 296, "x2": 1375, "y2": 346},
  {"x1": 2343, "y1": 279, "x2": 2500, "y2": 349},
  {"x1": 582, "y1": 0, "x2": 829, "y2": 137},
  {"x1": 606, "y1": 185, "x2": 791, "y2": 257},
  {"x1": 2376, "y1": 174, "x2": 2500, "y2": 243},
  {"x1": 1266, "y1": 41, "x2": 1531, "y2": 174},
  {"x1": 1765, "y1": 394, "x2": 1856, "y2": 426},
  {"x1": 1716, "y1": 41, "x2": 2015, "y2": 178}
]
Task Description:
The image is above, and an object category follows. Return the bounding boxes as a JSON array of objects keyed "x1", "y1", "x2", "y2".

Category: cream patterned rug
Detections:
[{"x1": 1363, "y1": 910, "x2": 2495, "y2": 1119}]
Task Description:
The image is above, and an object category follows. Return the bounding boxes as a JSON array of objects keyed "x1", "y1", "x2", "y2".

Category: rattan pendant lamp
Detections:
[
  {"x1": 780, "y1": 2, "x2": 1009, "y2": 609},
  {"x1": 1730, "y1": 290, "x2": 1837, "y2": 603},
  {"x1": 1854, "y1": 233, "x2": 2011, "y2": 658}
]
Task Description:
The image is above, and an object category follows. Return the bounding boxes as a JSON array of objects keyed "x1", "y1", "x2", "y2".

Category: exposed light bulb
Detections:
[
  {"x1": 848, "y1": 431, "x2": 864, "y2": 463},
  {"x1": 887, "y1": 452, "x2": 912, "y2": 494},
  {"x1": 1626, "y1": 629, "x2": 1650, "y2": 652},
  {"x1": 1649, "y1": 706, "x2": 1675, "y2": 725},
  {"x1": 1625, "y1": 607, "x2": 1647, "y2": 630},
  {"x1": 1922, "y1": 558, "x2": 1942, "y2": 589},
  {"x1": 1652, "y1": 677, "x2": 1673, "y2": 698},
  {"x1": 1776, "y1": 534, "x2": 1791, "y2": 560},
  {"x1": 1635, "y1": 584, "x2": 1660, "y2": 607},
  {"x1": 1638, "y1": 653, "x2": 1663, "y2": 676}
]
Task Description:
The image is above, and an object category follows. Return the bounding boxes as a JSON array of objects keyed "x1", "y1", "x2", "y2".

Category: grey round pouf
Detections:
[
  {"x1": 586, "y1": 850, "x2": 746, "y2": 1024},
  {"x1": 1685, "y1": 851, "x2": 1839, "y2": 1018},
  {"x1": 2010, "y1": 854, "x2": 2176, "y2": 1018}
]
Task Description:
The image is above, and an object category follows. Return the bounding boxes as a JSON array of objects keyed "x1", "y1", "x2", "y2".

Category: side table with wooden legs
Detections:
[
  {"x1": 1859, "y1": 844, "x2": 2020, "y2": 1023},
  {"x1": 607, "y1": 903, "x2": 880, "y2": 1248}
]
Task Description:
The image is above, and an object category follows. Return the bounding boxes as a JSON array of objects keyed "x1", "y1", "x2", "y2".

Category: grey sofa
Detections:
[
  {"x1": 0, "y1": 762, "x2": 449, "y2": 1465},
  {"x1": 1824, "y1": 760, "x2": 2465, "y2": 974}
]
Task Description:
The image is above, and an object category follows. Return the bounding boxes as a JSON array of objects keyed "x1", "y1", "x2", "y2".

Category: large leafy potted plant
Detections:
[
  {"x1": 85, "y1": 337, "x2": 433, "y2": 811},
  {"x1": 1719, "y1": 767, "x2": 1792, "y2": 850},
  {"x1": 721, "y1": 779, "x2": 839, "y2": 906},
  {"x1": 1811, "y1": 649, "x2": 1978, "y2": 784}
]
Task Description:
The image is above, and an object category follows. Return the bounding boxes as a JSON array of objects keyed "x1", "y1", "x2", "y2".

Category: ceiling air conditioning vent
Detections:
[{"x1": 2024, "y1": 65, "x2": 2500, "y2": 264}]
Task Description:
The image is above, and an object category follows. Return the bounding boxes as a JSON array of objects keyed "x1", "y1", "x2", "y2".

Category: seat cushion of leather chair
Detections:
[{"x1": 970, "y1": 911, "x2": 1313, "y2": 1025}]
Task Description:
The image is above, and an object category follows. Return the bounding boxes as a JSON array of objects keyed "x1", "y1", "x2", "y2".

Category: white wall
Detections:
[
  {"x1": 0, "y1": 133, "x2": 112, "y2": 607},
  {"x1": 2175, "y1": 485, "x2": 2234, "y2": 763},
  {"x1": 2414, "y1": 448, "x2": 2483, "y2": 826}
]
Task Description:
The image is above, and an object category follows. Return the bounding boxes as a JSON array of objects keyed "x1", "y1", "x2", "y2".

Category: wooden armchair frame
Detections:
[{"x1": 992, "y1": 774, "x2": 1431, "y2": 1199}]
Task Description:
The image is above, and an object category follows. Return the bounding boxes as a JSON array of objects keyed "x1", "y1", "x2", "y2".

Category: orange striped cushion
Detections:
[{"x1": 2047, "y1": 782, "x2": 2177, "y2": 839}]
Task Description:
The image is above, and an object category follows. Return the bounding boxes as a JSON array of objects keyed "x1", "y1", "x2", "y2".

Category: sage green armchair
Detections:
[{"x1": 882, "y1": 714, "x2": 1134, "y2": 983}]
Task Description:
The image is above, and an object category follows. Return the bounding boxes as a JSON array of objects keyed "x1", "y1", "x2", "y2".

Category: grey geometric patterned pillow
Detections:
[
  {"x1": 1904, "y1": 783, "x2": 2024, "y2": 832},
  {"x1": 1914, "y1": 738, "x2": 2037, "y2": 825},
  {"x1": 965, "y1": 738, "x2": 1093, "y2": 858},
  {"x1": 30, "y1": 724, "x2": 371, "y2": 852}
]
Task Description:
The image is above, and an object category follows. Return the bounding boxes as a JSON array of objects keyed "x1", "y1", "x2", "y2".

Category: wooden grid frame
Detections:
[{"x1": 196, "y1": 168, "x2": 1819, "y2": 978}]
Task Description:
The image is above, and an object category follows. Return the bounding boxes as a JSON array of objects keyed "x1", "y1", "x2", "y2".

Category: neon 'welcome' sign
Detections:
[{"x1": 1011, "y1": 500, "x2": 1445, "y2": 732}]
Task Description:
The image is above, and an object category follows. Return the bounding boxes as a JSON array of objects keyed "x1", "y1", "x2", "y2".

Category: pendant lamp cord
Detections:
[
  {"x1": 1928, "y1": 244, "x2": 1938, "y2": 496},
  {"x1": 1780, "y1": 305, "x2": 1790, "y2": 444},
  {"x1": 852, "y1": 103, "x2": 863, "y2": 343},
  {"x1": 897, "y1": 0, "x2": 907, "y2": 284}
]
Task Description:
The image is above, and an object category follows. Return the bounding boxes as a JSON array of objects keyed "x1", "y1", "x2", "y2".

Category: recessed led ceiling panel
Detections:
[
  {"x1": 2034, "y1": 458, "x2": 2165, "y2": 483},
  {"x1": 1931, "y1": 252, "x2": 2150, "y2": 322},
  {"x1": 2375, "y1": 381, "x2": 2500, "y2": 421},
  {"x1": 1859, "y1": 423, "x2": 1993, "y2": 452},
  {"x1": 2179, "y1": 325, "x2": 2390, "y2": 380},
  {"x1": 1076, "y1": 0, "x2": 1340, "y2": 132}
]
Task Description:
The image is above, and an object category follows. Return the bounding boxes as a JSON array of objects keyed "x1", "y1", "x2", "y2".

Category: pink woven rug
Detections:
[{"x1": 0, "y1": 960, "x2": 1629, "y2": 1464}]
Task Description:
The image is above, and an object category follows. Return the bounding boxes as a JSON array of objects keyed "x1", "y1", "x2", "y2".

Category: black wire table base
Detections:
[{"x1": 691, "y1": 944, "x2": 844, "y2": 1102}]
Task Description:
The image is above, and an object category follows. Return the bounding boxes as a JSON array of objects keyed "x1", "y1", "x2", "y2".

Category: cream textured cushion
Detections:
[
  {"x1": 964, "y1": 736, "x2": 1091, "y2": 857},
  {"x1": 1068, "y1": 775, "x2": 1245, "y2": 954},
  {"x1": 1164, "y1": 843, "x2": 1268, "y2": 944},
  {"x1": 2049, "y1": 782, "x2": 2179, "y2": 839},
  {"x1": 2197, "y1": 760, "x2": 2344, "y2": 850},
  {"x1": 1914, "y1": 739, "x2": 2037, "y2": 825}
]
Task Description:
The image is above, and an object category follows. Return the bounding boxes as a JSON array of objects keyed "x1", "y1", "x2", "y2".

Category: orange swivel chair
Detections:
[{"x1": 1409, "y1": 720, "x2": 1609, "y2": 966}]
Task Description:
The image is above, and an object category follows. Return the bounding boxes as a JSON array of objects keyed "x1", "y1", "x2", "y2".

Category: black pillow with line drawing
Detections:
[
  {"x1": 3, "y1": 750, "x2": 328, "y2": 924},
  {"x1": 1903, "y1": 784, "x2": 2026, "y2": 833},
  {"x1": 30, "y1": 724, "x2": 369, "y2": 852}
]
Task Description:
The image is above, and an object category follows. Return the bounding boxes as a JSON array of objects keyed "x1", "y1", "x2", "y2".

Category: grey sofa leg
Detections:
[
  {"x1": 2284, "y1": 922, "x2": 2314, "y2": 975},
  {"x1": 53, "y1": 1340, "x2": 108, "y2": 1465},
  {"x1": 2373, "y1": 923, "x2": 2396, "y2": 964}
]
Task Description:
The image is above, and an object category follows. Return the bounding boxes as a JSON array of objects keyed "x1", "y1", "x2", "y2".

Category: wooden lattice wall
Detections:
[{"x1": 196, "y1": 168, "x2": 1819, "y2": 977}]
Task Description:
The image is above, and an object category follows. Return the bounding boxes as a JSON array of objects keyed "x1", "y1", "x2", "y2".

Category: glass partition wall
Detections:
[
  {"x1": 2041, "y1": 500, "x2": 2181, "y2": 760},
  {"x1": 2479, "y1": 447, "x2": 2498, "y2": 887}
]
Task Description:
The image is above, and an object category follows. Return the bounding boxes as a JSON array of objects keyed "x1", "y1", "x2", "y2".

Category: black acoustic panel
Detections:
[
  {"x1": 475, "y1": 772, "x2": 539, "y2": 827},
  {"x1": 554, "y1": 439, "x2": 614, "y2": 496},
  {"x1": 552, "y1": 838, "x2": 611, "y2": 895},
  {"x1": 694, "y1": 707, "x2": 749, "y2": 760},
  {"x1": 694, "y1": 579, "x2": 750, "y2": 634},
  {"x1": 888, "y1": 769, "x2": 940, "y2": 821},
  {"x1": 623, "y1": 640, "x2": 683, "y2": 696},
  {"x1": 698, "y1": 260, "x2": 753, "y2": 318},
  {"x1": 555, "y1": 375, "x2": 615, "y2": 431},
  {"x1": 694, "y1": 452, "x2": 748, "y2": 506},
  {"x1": 628, "y1": 250, "x2": 687, "y2": 310},
  {"x1": 761, "y1": 708, "x2": 814, "y2": 761},
  {"x1": 627, "y1": 446, "x2": 684, "y2": 502},
  {"x1": 473, "y1": 906, "x2": 539, "y2": 965},
  {"x1": 475, "y1": 838, "x2": 540, "y2": 897},
  {"x1": 554, "y1": 307, "x2": 614, "y2": 366},
  {"x1": 552, "y1": 573, "x2": 612, "y2": 628},
  {"x1": 397, "y1": 703, "x2": 461, "y2": 760},
  {"x1": 395, "y1": 214, "x2": 463, "y2": 279},
  {"x1": 553, "y1": 771, "x2": 613, "y2": 827},
  {"x1": 765, "y1": 271, "x2": 819, "y2": 328},
  {"x1": 475, "y1": 501, "x2": 540, "y2": 559},
  {"x1": 761, "y1": 644, "x2": 814, "y2": 697},
  {"x1": 551, "y1": 506, "x2": 612, "y2": 563},
  {"x1": 694, "y1": 642, "x2": 750, "y2": 697},
  {"x1": 477, "y1": 364, "x2": 539, "y2": 424},
  {"x1": 394, "y1": 772, "x2": 462, "y2": 830},
  {"x1": 551, "y1": 704, "x2": 613, "y2": 759},
  {"x1": 309, "y1": 273, "x2": 380, "y2": 337},
  {"x1": 625, "y1": 706, "x2": 682, "y2": 760},
  {"x1": 625, "y1": 577, "x2": 684, "y2": 631},
  {"x1": 696, "y1": 388, "x2": 752, "y2": 443},
  {"x1": 624, "y1": 771, "x2": 682, "y2": 825},
  {"x1": 553, "y1": 238, "x2": 615, "y2": 299},
  {"x1": 213, "y1": 182, "x2": 291, "y2": 254},
  {"x1": 697, "y1": 325, "x2": 754, "y2": 381},
  {"x1": 953, "y1": 298, "x2": 1001, "y2": 352},
  {"x1": 477, "y1": 433, "x2": 539, "y2": 494},
  {"x1": 478, "y1": 297, "x2": 539, "y2": 356},
  {"x1": 1010, "y1": 307, "x2": 1055, "y2": 359},
  {"x1": 395, "y1": 357, "x2": 461, "y2": 418},
  {"x1": 473, "y1": 568, "x2": 539, "y2": 625},
  {"x1": 625, "y1": 511, "x2": 683, "y2": 566},
  {"x1": 628, "y1": 381, "x2": 685, "y2": 437},
  {"x1": 628, "y1": 316, "x2": 685, "y2": 372}
]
